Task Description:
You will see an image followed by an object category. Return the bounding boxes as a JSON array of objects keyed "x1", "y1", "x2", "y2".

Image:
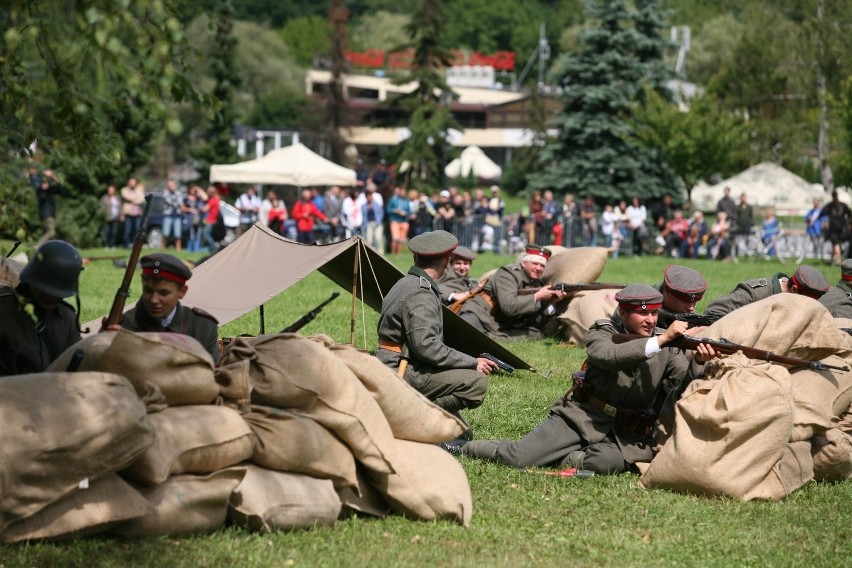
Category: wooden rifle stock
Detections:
[
  {"x1": 105, "y1": 194, "x2": 154, "y2": 327},
  {"x1": 518, "y1": 282, "x2": 627, "y2": 296},
  {"x1": 612, "y1": 333, "x2": 849, "y2": 373}
]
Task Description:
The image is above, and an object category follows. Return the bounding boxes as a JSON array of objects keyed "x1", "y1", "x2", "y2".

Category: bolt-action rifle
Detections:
[
  {"x1": 280, "y1": 292, "x2": 340, "y2": 333},
  {"x1": 612, "y1": 333, "x2": 849, "y2": 372},
  {"x1": 658, "y1": 308, "x2": 720, "y2": 328},
  {"x1": 517, "y1": 282, "x2": 626, "y2": 296}
]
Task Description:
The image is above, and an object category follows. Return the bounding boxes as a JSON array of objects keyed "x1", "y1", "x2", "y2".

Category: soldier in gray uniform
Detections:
[
  {"x1": 455, "y1": 285, "x2": 717, "y2": 474},
  {"x1": 0, "y1": 240, "x2": 83, "y2": 376},
  {"x1": 458, "y1": 244, "x2": 566, "y2": 340},
  {"x1": 437, "y1": 245, "x2": 479, "y2": 305},
  {"x1": 377, "y1": 230, "x2": 498, "y2": 415},
  {"x1": 120, "y1": 253, "x2": 219, "y2": 360},
  {"x1": 656, "y1": 265, "x2": 708, "y2": 329},
  {"x1": 819, "y1": 259, "x2": 852, "y2": 319},
  {"x1": 703, "y1": 265, "x2": 829, "y2": 318}
]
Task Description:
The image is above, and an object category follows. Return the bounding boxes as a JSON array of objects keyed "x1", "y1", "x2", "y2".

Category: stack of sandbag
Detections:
[
  {"x1": 0, "y1": 372, "x2": 152, "y2": 542},
  {"x1": 639, "y1": 295, "x2": 852, "y2": 500},
  {"x1": 0, "y1": 255, "x2": 24, "y2": 288}
]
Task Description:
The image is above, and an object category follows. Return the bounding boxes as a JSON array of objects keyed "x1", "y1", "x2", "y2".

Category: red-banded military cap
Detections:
[
  {"x1": 141, "y1": 253, "x2": 192, "y2": 285},
  {"x1": 615, "y1": 284, "x2": 664, "y2": 311},
  {"x1": 792, "y1": 265, "x2": 830, "y2": 299},
  {"x1": 663, "y1": 265, "x2": 707, "y2": 303},
  {"x1": 522, "y1": 243, "x2": 551, "y2": 265},
  {"x1": 408, "y1": 230, "x2": 458, "y2": 258},
  {"x1": 451, "y1": 245, "x2": 476, "y2": 262},
  {"x1": 841, "y1": 259, "x2": 852, "y2": 282}
]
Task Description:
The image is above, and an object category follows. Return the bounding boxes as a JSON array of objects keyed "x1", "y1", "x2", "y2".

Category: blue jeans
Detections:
[{"x1": 123, "y1": 215, "x2": 141, "y2": 247}]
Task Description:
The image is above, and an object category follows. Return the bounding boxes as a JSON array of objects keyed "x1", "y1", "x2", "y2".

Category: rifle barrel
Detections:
[{"x1": 105, "y1": 194, "x2": 154, "y2": 327}]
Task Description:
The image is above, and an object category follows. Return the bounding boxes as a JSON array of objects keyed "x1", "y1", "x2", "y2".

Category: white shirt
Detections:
[{"x1": 626, "y1": 205, "x2": 647, "y2": 229}]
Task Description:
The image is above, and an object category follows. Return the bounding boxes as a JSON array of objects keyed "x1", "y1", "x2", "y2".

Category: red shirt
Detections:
[
  {"x1": 205, "y1": 195, "x2": 221, "y2": 225},
  {"x1": 291, "y1": 200, "x2": 326, "y2": 232}
]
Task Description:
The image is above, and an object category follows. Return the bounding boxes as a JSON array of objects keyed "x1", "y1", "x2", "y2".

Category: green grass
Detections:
[{"x1": 2, "y1": 244, "x2": 851, "y2": 567}]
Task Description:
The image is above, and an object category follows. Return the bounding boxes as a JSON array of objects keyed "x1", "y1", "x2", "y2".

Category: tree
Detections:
[
  {"x1": 385, "y1": 0, "x2": 461, "y2": 190},
  {"x1": 281, "y1": 16, "x2": 331, "y2": 67},
  {"x1": 832, "y1": 76, "x2": 852, "y2": 189},
  {"x1": 530, "y1": 0, "x2": 679, "y2": 203}
]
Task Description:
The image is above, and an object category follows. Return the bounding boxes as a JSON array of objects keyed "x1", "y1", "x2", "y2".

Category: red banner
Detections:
[{"x1": 344, "y1": 49, "x2": 515, "y2": 71}]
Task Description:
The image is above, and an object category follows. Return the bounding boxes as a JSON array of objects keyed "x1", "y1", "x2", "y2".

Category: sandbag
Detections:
[
  {"x1": 556, "y1": 289, "x2": 619, "y2": 345},
  {"x1": 326, "y1": 342, "x2": 465, "y2": 443},
  {"x1": 220, "y1": 334, "x2": 396, "y2": 475},
  {"x1": 0, "y1": 372, "x2": 152, "y2": 532},
  {"x1": 788, "y1": 357, "x2": 852, "y2": 441},
  {"x1": 639, "y1": 355, "x2": 797, "y2": 500},
  {"x1": 121, "y1": 405, "x2": 255, "y2": 485},
  {"x1": 114, "y1": 469, "x2": 246, "y2": 537},
  {"x1": 541, "y1": 247, "x2": 609, "y2": 291},
  {"x1": 367, "y1": 439, "x2": 472, "y2": 527},
  {"x1": 741, "y1": 440, "x2": 814, "y2": 501},
  {"x1": 337, "y1": 467, "x2": 389, "y2": 519},
  {"x1": 1, "y1": 475, "x2": 151, "y2": 543},
  {"x1": 701, "y1": 295, "x2": 852, "y2": 361},
  {"x1": 812, "y1": 406, "x2": 852, "y2": 481},
  {"x1": 228, "y1": 465, "x2": 341, "y2": 532},
  {"x1": 0, "y1": 256, "x2": 24, "y2": 288},
  {"x1": 49, "y1": 329, "x2": 219, "y2": 406},
  {"x1": 543, "y1": 245, "x2": 568, "y2": 257},
  {"x1": 244, "y1": 405, "x2": 357, "y2": 490}
]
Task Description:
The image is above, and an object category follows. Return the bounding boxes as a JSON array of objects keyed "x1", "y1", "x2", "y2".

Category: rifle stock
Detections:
[
  {"x1": 518, "y1": 282, "x2": 626, "y2": 296},
  {"x1": 105, "y1": 194, "x2": 154, "y2": 327},
  {"x1": 612, "y1": 333, "x2": 849, "y2": 373}
]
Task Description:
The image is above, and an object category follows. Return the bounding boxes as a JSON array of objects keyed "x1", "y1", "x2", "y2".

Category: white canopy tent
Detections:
[
  {"x1": 209, "y1": 143, "x2": 356, "y2": 187},
  {"x1": 690, "y1": 162, "x2": 834, "y2": 216},
  {"x1": 444, "y1": 145, "x2": 502, "y2": 180}
]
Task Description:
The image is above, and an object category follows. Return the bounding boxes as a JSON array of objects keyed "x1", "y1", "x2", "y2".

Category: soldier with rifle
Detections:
[
  {"x1": 453, "y1": 285, "x2": 718, "y2": 473},
  {"x1": 655, "y1": 265, "x2": 709, "y2": 329},
  {"x1": 819, "y1": 259, "x2": 852, "y2": 319},
  {"x1": 437, "y1": 245, "x2": 479, "y2": 306},
  {"x1": 0, "y1": 240, "x2": 84, "y2": 376},
  {"x1": 377, "y1": 230, "x2": 498, "y2": 439},
  {"x1": 458, "y1": 244, "x2": 567, "y2": 340}
]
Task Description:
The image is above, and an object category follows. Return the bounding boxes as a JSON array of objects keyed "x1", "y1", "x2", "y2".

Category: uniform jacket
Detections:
[
  {"x1": 703, "y1": 273, "x2": 786, "y2": 318},
  {"x1": 819, "y1": 281, "x2": 852, "y2": 319},
  {"x1": 553, "y1": 317, "x2": 691, "y2": 464},
  {"x1": 437, "y1": 268, "x2": 478, "y2": 304},
  {"x1": 0, "y1": 286, "x2": 81, "y2": 376},
  {"x1": 377, "y1": 267, "x2": 477, "y2": 388},
  {"x1": 123, "y1": 299, "x2": 219, "y2": 361}
]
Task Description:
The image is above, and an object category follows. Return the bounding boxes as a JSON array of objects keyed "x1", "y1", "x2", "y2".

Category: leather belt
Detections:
[
  {"x1": 479, "y1": 291, "x2": 496, "y2": 314},
  {"x1": 587, "y1": 393, "x2": 619, "y2": 417},
  {"x1": 379, "y1": 340, "x2": 403, "y2": 353}
]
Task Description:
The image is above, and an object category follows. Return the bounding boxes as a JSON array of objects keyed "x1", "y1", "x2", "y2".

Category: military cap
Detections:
[
  {"x1": 615, "y1": 284, "x2": 663, "y2": 311},
  {"x1": 791, "y1": 265, "x2": 829, "y2": 299},
  {"x1": 409, "y1": 230, "x2": 458, "y2": 258},
  {"x1": 841, "y1": 259, "x2": 852, "y2": 281},
  {"x1": 522, "y1": 243, "x2": 551, "y2": 266},
  {"x1": 663, "y1": 265, "x2": 707, "y2": 303},
  {"x1": 451, "y1": 246, "x2": 476, "y2": 262},
  {"x1": 141, "y1": 253, "x2": 192, "y2": 285}
]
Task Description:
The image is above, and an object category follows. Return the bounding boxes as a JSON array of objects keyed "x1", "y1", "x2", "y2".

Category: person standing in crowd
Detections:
[
  {"x1": 805, "y1": 196, "x2": 824, "y2": 261},
  {"x1": 362, "y1": 188, "x2": 385, "y2": 252},
  {"x1": 579, "y1": 195, "x2": 599, "y2": 246},
  {"x1": 323, "y1": 185, "x2": 345, "y2": 241},
  {"x1": 371, "y1": 159, "x2": 392, "y2": 197},
  {"x1": 527, "y1": 190, "x2": 544, "y2": 244},
  {"x1": 235, "y1": 186, "x2": 261, "y2": 238},
  {"x1": 161, "y1": 179, "x2": 185, "y2": 251},
  {"x1": 611, "y1": 199, "x2": 629, "y2": 256},
  {"x1": 761, "y1": 207, "x2": 780, "y2": 257},
  {"x1": 412, "y1": 192, "x2": 436, "y2": 237},
  {"x1": 100, "y1": 184, "x2": 121, "y2": 249},
  {"x1": 182, "y1": 185, "x2": 204, "y2": 252},
  {"x1": 387, "y1": 186, "x2": 412, "y2": 254},
  {"x1": 292, "y1": 188, "x2": 327, "y2": 244},
  {"x1": 30, "y1": 169, "x2": 63, "y2": 249},
  {"x1": 716, "y1": 186, "x2": 737, "y2": 223},
  {"x1": 341, "y1": 187, "x2": 363, "y2": 238},
  {"x1": 735, "y1": 192, "x2": 754, "y2": 236},
  {"x1": 707, "y1": 211, "x2": 731, "y2": 260},
  {"x1": 120, "y1": 177, "x2": 146, "y2": 248},
  {"x1": 201, "y1": 185, "x2": 221, "y2": 252},
  {"x1": 541, "y1": 190, "x2": 559, "y2": 244},
  {"x1": 486, "y1": 185, "x2": 506, "y2": 251},
  {"x1": 652, "y1": 194, "x2": 675, "y2": 242},
  {"x1": 626, "y1": 196, "x2": 648, "y2": 256},
  {"x1": 354, "y1": 159, "x2": 369, "y2": 189},
  {"x1": 0, "y1": 240, "x2": 83, "y2": 376},
  {"x1": 819, "y1": 190, "x2": 852, "y2": 266},
  {"x1": 601, "y1": 204, "x2": 617, "y2": 248}
]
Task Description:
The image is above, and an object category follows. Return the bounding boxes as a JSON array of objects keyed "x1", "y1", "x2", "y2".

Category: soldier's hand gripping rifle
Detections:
[
  {"x1": 612, "y1": 333, "x2": 850, "y2": 372},
  {"x1": 104, "y1": 194, "x2": 154, "y2": 328},
  {"x1": 280, "y1": 292, "x2": 340, "y2": 333},
  {"x1": 517, "y1": 282, "x2": 626, "y2": 296},
  {"x1": 658, "y1": 308, "x2": 720, "y2": 328}
]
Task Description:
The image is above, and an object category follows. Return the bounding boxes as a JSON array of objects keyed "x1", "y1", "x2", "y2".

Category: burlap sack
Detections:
[
  {"x1": 121, "y1": 406, "x2": 255, "y2": 485},
  {"x1": 541, "y1": 247, "x2": 609, "y2": 289},
  {"x1": 788, "y1": 357, "x2": 852, "y2": 441},
  {"x1": 326, "y1": 343, "x2": 465, "y2": 443},
  {"x1": 741, "y1": 440, "x2": 814, "y2": 501},
  {"x1": 639, "y1": 355, "x2": 797, "y2": 500},
  {"x1": 221, "y1": 334, "x2": 395, "y2": 475},
  {"x1": 811, "y1": 406, "x2": 852, "y2": 481},
  {"x1": 214, "y1": 358, "x2": 252, "y2": 411},
  {"x1": 0, "y1": 372, "x2": 151, "y2": 532},
  {"x1": 244, "y1": 405, "x2": 357, "y2": 490},
  {"x1": 49, "y1": 329, "x2": 219, "y2": 406},
  {"x1": 337, "y1": 467, "x2": 389, "y2": 519},
  {"x1": 557, "y1": 289, "x2": 619, "y2": 345},
  {"x1": 701, "y1": 295, "x2": 852, "y2": 361},
  {"x1": 0, "y1": 256, "x2": 24, "y2": 288},
  {"x1": 367, "y1": 439, "x2": 473, "y2": 527},
  {"x1": 543, "y1": 245, "x2": 568, "y2": 257},
  {"x1": 1, "y1": 475, "x2": 151, "y2": 543},
  {"x1": 114, "y1": 469, "x2": 246, "y2": 537},
  {"x1": 228, "y1": 465, "x2": 341, "y2": 532}
]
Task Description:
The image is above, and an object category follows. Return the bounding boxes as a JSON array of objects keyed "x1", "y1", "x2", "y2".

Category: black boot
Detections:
[{"x1": 439, "y1": 438, "x2": 468, "y2": 456}]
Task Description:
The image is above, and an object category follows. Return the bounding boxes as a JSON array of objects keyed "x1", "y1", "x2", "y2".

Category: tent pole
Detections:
[
  {"x1": 350, "y1": 243, "x2": 359, "y2": 345},
  {"x1": 259, "y1": 303, "x2": 266, "y2": 335}
]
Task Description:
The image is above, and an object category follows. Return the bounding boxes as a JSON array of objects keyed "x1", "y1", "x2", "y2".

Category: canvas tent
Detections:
[
  {"x1": 444, "y1": 145, "x2": 502, "y2": 180},
  {"x1": 690, "y1": 162, "x2": 829, "y2": 216},
  {"x1": 180, "y1": 223, "x2": 534, "y2": 371},
  {"x1": 209, "y1": 143, "x2": 356, "y2": 187}
]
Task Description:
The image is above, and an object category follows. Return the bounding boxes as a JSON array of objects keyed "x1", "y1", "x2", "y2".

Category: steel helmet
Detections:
[{"x1": 19, "y1": 240, "x2": 83, "y2": 298}]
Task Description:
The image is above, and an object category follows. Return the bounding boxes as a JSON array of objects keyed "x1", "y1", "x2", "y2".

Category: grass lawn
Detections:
[{"x1": 2, "y1": 244, "x2": 850, "y2": 567}]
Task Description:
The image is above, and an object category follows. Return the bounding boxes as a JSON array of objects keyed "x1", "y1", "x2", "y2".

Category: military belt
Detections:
[
  {"x1": 479, "y1": 291, "x2": 496, "y2": 314},
  {"x1": 379, "y1": 340, "x2": 403, "y2": 353}
]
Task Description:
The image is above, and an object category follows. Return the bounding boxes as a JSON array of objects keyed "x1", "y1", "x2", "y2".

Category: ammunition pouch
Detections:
[{"x1": 564, "y1": 369, "x2": 656, "y2": 438}]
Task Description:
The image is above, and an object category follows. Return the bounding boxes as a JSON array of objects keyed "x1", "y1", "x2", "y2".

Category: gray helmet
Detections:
[{"x1": 19, "y1": 240, "x2": 83, "y2": 298}]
